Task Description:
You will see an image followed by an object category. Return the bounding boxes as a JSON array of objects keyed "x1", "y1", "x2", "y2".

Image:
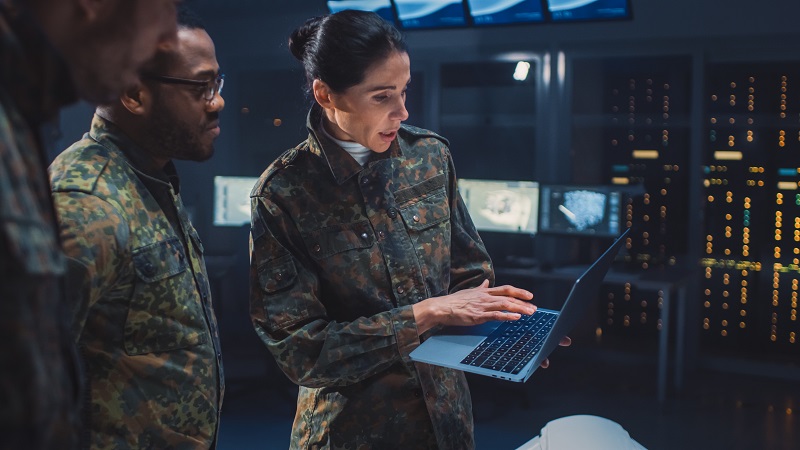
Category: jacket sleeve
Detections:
[
  {"x1": 443, "y1": 147, "x2": 495, "y2": 293},
  {"x1": 53, "y1": 191, "x2": 130, "y2": 340},
  {"x1": 249, "y1": 194, "x2": 420, "y2": 389}
]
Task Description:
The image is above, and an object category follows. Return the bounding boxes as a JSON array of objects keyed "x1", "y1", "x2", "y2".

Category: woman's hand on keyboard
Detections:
[{"x1": 412, "y1": 279, "x2": 537, "y2": 334}]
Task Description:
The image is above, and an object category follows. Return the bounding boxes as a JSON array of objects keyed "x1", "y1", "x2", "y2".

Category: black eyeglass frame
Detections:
[{"x1": 142, "y1": 73, "x2": 225, "y2": 101}]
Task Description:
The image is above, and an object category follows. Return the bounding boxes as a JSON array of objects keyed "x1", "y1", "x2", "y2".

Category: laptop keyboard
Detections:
[{"x1": 460, "y1": 311, "x2": 558, "y2": 375}]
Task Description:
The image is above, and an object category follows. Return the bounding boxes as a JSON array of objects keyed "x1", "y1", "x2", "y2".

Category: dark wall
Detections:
[{"x1": 52, "y1": 0, "x2": 800, "y2": 382}]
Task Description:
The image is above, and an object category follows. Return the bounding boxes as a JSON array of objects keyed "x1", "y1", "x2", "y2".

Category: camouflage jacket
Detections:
[
  {"x1": 0, "y1": 4, "x2": 81, "y2": 449},
  {"x1": 250, "y1": 106, "x2": 493, "y2": 450},
  {"x1": 49, "y1": 115, "x2": 224, "y2": 449}
]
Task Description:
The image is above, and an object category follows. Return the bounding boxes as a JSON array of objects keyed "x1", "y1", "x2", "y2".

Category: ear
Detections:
[
  {"x1": 119, "y1": 84, "x2": 150, "y2": 116},
  {"x1": 312, "y1": 79, "x2": 336, "y2": 110}
]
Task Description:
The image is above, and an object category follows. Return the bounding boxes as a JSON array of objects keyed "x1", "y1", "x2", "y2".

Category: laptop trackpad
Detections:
[{"x1": 428, "y1": 321, "x2": 499, "y2": 347}]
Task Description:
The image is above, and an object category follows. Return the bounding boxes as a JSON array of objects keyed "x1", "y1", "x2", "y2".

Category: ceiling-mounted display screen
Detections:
[
  {"x1": 393, "y1": 0, "x2": 468, "y2": 29},
  {"x1": 466, "y1": 0, "x2": 545, "y2": 25},
  {"x1": 326, "y1": 0, "x2": 397, "y2": 22},
  {"x1": 545, "y1": 0, "x2": 631, "y2": 22},
  {"x1": 324, "y1": 0, "x2": 633, "y2": 27}
]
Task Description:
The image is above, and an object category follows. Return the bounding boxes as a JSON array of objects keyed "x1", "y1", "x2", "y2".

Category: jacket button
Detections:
[
  {"x1": 413, "y1": 215, "x2": 420, "y2": 222},
  {"x1": 397, "y1": 286, "x2": 405, "y2": 294},
  {"x1": 143, "y1": 263, "x2": 156, "y2": 277},
  {"x1": 313, "y1": 244, "x2": 321, "y2": 253},
  {"x1": 361, "y1": 177, "x2": 369, "y2": 185},
  {"x1": 275, "y1": 272, "x2": 283, "y2": 281},
  {"x1": 378, "y1": 231, "x2": 385, "y2": 239},
  {"x1": 387, "y1": 208, "x2": 398, "y2": 219},
  {"x1": 361, "y1": 232, "x2": 369, "y2": 240}
]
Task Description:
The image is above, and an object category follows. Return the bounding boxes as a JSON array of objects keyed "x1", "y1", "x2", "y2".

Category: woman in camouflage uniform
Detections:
[{"x1": 249, "y1": 10, "x2": 539, "y2": 450}]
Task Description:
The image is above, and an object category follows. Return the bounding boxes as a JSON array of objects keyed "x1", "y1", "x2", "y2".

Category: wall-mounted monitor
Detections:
[
  {"x1": 545, "y1": 0, "x2": 631, "y2": 22},
  {"x1": 213, "y1": 176, "x2": 259, "y2": 227},
  {"x1": 466, "y1": 0, "x2": 545, "y2": 26},
  {"x1": 394, "y1": 0, "x2": 468, "y2": 29},
  {"x1": 538, "y1": 185, "x2": 622, "y2": 237},
  {"x1": 324, "y1": 0, "x2": 633, "y2": 27},
  {"x1": 326, "y1": 0, "x2": 397, "y2": 23},
  {"x1": 458, "y1": 178, "x2": 539, "y2": 234}
]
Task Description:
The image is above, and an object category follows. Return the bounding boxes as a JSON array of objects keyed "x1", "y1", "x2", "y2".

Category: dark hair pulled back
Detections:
[{"x1": 289, "y1": 10, "x2": 408, "y2": 93}]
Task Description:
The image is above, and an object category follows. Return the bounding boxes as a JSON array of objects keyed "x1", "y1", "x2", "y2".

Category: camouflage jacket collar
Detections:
[
  {"x1": 0, "y1": 2, "x2": 76, "y2": 125},
  {"x1": 305, "y1": 104, "x2": 403, "y2": 185},
  {"x1": 88, "y1": 114, "x2": 180, "y2": 193}
]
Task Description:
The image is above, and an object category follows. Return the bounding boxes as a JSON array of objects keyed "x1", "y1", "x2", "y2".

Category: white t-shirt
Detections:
[{"x1": 319, "y1": 119, "x2": 372, "y2": 166}]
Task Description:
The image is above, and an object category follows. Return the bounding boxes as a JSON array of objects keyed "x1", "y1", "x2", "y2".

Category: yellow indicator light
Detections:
[
  {"x1": 715, "y1": 151, "x2": 743, "y2": 161},
  {"x1": 633, "y1": 150, "x2": 659, "y2": 159}
]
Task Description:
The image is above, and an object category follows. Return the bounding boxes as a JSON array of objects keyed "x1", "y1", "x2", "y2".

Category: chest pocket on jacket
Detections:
[
  {"x1": 125, "y1": 236, "x2": 207, "y2": 355},
  {"x1": 301, "y1": 221, "x2": 378, "y2": 313},
  {"x1": 397, "y1": 185, "x2": 452, "y2": 293},
  {"x1": 398, "y1": 187, "x2": 451, "y2": 243}
]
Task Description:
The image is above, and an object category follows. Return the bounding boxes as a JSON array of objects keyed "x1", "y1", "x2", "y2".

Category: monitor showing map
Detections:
[
  {"x1": 458, "y1": 178, "x2": 539, "y2": 234},
  {"x1": 538, "y1": 184, "x2": 621, "y2": 237},
  {"x1": 213, "y1": 176, "x2": 259, "y2": 227}
]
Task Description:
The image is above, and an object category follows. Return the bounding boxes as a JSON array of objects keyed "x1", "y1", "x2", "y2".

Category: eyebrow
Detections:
[
  {"x1": 192, "y1": 68, "x2": 221, "y2": 79},
  {"x1": 366, "y1": 78, "x2": 411, "y2": 93}
]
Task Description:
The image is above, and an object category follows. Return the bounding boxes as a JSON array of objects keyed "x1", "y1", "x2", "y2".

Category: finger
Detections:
[
  {"x1": 482, "y1": 295, "x2": 537, "y2": 315},
  {"x1": 486, "y1": 284, "x2": 533, "y2": 300},
  {"x1": 559, "y1": 336, "x2": 572, "y2": 347},
  {"x1": 497, "y1": 311, "x2": 522, "y2": 321},
  {"x1": 540, "y1": 358, "x2": 550, "y2": 369},
  {"x1": 472, "y1": 310, "x2": 523, "y2": 325}
]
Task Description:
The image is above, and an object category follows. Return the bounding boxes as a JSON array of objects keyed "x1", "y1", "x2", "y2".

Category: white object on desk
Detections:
[{"x1": 517, "y1": 415, "x2": 647, "y2": 450}]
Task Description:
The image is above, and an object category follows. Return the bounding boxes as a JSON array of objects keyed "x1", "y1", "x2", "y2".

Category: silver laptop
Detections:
[{"x1": 410, "y1": 228, "x2": 630, "y2": 382}]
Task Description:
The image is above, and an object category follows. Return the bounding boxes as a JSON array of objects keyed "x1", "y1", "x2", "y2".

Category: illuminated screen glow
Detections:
[
  {"x1": 538, "y1": 185, "x2": 622, "y2": 236},
  {"x1": 459, "y1": 178, "x2": 539, "y2": 234},
  {"x1": 213, "y1": 176, "x2": 259, "y2": 227}
]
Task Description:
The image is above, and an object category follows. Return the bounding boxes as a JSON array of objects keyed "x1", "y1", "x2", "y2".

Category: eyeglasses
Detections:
[{"x1": 142, "y1": 73, "x2": 225, "y2": 101}]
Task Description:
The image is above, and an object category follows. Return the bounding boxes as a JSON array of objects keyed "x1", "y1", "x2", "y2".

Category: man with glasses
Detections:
[
  {"x1": 48, "y1": 7, "x2": 225, "y2": 448},
  {"x1": 1, "y1": 0, "x2": 178, "y2": 448}
]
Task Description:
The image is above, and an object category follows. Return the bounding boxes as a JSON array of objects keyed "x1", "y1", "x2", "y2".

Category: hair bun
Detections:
[{"x1": 289, "y1": 16, "x2": 324, "y2": 61}]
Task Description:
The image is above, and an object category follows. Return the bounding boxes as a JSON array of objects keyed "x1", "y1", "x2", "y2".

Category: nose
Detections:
[
  {"x1": 207, "y1": 91, "x2": 225, "y2": 112},
  {"x1": 391, "y1": 96, "x2": 409, "y2": 122}
]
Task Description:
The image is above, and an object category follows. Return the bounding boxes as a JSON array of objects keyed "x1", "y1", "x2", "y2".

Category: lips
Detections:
[
  {"x1": 380, "y1": 130, "x2": 398, "y2": 142},
  {"x1": 206, "y1": 121, "x2": 221, "y2": 136}
]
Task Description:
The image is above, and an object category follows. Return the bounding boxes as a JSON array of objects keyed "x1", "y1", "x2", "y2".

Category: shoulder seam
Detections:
[
  {"x1": 50, "y1": 143, "x2": 113, "y2": 195},
  {"x1": 251, "y1": 145, "x2": 302, "y2": 198}
]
